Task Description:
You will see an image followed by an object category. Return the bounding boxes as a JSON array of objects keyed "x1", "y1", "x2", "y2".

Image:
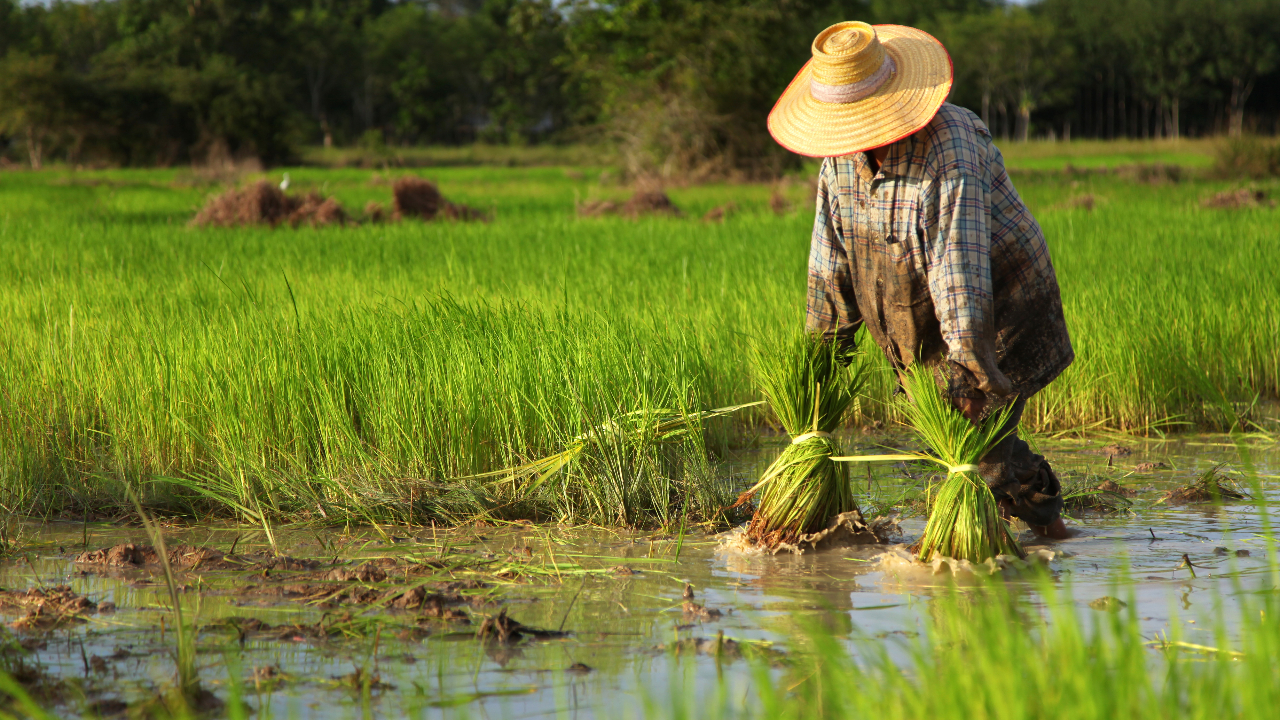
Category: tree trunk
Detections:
[
  {"x1": 1228, "y1": 76, "x2": 1255, "y2": 137},
  {"x1": 1106, "y1": 66, "x2": 1115, "y2": 139},
  {"x1": 981, "y1": 87, "x2": 990, "y2": 129},
  {"x1": 1095, "y1": 76, "x2": 1104, "y2": 138},
  {"x1": 25, "y1": 126, "x2": 43, "y2": 170},
  {"x1": 1118, "y1": 77, "x2": 1127, "y2": 138},
  {"x1": 1170, "y1": 96, "x2": 1180, "y2": 140},
  {"x1": 1017, "y1": 103, "x2": 1030, "y2": 142}
]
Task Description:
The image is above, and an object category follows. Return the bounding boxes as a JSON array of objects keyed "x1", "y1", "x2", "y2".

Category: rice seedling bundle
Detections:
[
  {"x1": 734, "y1": 332, "x2": 864, "y2": 549},
  {"x1": 897, "y1": 365, "x2": 1025, "y2": 563}
]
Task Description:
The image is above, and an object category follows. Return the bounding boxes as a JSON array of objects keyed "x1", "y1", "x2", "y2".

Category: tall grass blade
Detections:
[{"x1": 123, "y1": 482, "x2": 202, "y2": 708}]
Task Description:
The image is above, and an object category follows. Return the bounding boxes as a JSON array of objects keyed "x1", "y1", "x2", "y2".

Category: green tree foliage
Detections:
[
  {"x1": 0, "y1": 0, "x2": 1278, "y2": 168},
  {"x1": 0, "y1": 51, "x2": 64, "y2": 169}
]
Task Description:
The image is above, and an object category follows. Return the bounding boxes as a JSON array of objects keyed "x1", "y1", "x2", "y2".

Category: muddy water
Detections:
[{"x1": 1, "y1": 435, "x2": 1277, "y2": 717}]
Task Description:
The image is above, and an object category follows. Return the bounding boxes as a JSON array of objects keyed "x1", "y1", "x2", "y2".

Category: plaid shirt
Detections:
[{"x1": 806, "y1": 103, "x2": 1073, "y2": 399}]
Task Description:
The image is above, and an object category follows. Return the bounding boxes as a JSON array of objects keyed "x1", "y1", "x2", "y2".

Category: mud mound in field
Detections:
[
  {"x1": 578, "y1": 190, "x2": 682, "y2": 218},
  {"x1": 1160, "y1": 466, "x2": 1249, "y2": 504},
  {"x1": 621, "y1": 190, "x2": 681, "y2": 217},
  {"x1": 289, "y1": 192, "x2": 349, "y2": 226},
  {"x1": 702, "y1": 201, "x2": 737, "y2": 223},
  {"x1": 0, "y1": 586, "x2": 105, "y2": 631},
  {"x1": 1202, "y1": 188, "x2": 1273, "y2": 209},
  {"x1": 392, "y1": 177, "x2": 485, "y2": 221},
  {"x1": 73, "y1": 542, "x2": 323, "y2": 572},
  {"x1": 192, "y1": 181, "x2": 349, "y2": 227}
]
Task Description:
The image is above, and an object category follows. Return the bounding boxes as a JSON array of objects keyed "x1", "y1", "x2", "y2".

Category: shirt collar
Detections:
[{"x1": 850, "y1": 135, "x2": 914, "y2": 184}]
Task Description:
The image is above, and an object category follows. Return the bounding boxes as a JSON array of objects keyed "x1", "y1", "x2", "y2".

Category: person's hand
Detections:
[{"x1": 1031, "y1": 518, "x2": 1071, "y2": 539}]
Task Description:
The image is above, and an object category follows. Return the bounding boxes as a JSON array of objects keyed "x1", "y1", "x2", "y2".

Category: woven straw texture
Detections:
[{"x1": 768, "y1": 23, "x2": 953, "y2": 158}]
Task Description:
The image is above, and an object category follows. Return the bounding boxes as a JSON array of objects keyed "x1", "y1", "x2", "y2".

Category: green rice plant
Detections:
[
  {"x1": 123, "y1": 483, "x2": 203, "y2": 710},
  {"x1": 733, "y1": 331, "x2": 863, "y2": 548},
  {"x1": 897, "y1": 365, "x2": 1024, "y2": 563},
  {"x1": 462, "y1": 400, "x2": 761, "y2": 526},
  {"x1": 0, "y1": 163, "x2": 1277, "y2": 528}
]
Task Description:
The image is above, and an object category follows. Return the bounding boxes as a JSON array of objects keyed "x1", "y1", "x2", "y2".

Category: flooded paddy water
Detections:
[{"x1": 2, "y1": 434, "x2": 1277, "y2": 718}]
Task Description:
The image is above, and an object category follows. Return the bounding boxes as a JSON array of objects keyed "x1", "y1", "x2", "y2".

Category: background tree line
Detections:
[{"x1": 1, "y1": 0, "x2": 1277, "y2": 173}]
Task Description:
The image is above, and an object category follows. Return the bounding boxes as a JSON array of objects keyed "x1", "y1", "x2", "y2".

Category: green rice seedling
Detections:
[
  {"x1": 733, "y1": 331, "x2": 864, "y2": 549},
  {"x1": 897, "y1": 365, "x2": 1024, "y2": 563},
  {"x1": 465, "y1": 401, "x2": 761, "y2": 522},
  {"x1": 123, "y1": 483, "x2": 205, "y2": 710},
  {"x1": 1, "y1": 163, "x2": 1279, "y2": 528}
]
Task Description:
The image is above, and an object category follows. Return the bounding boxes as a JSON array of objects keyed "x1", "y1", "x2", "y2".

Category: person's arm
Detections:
[
  {"x1": 922, "y1": 131, "x2": 1011, "y2": 400},
  {"x1": 805, "y1": 159, "x2": 863, "y2": 357}
]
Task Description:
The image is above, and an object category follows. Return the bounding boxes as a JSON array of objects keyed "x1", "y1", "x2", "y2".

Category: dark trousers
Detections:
[{"x1": 977, "y1": 397, "x2": 1063, "y2": 527}]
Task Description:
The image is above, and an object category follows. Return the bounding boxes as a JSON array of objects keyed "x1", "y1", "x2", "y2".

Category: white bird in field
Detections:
[{"x1": 279, "y1": 172, "x2": 291, "y2": 191}]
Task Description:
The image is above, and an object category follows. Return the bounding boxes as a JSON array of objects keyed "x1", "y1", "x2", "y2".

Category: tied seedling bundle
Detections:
[
  {"x1": 897, "y1": 365, "x2": 1025, "y2": 563},
  {"x1": 733, "y1": 332, "x2": 864, "y2": 549}
]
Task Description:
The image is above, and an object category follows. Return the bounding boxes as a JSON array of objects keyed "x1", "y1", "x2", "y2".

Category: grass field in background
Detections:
[
  {"x1": 1, "y1": 146, "x2": 1276, "y2": 524},
  {"x1": 996, "y1": 137, "x2": 1218, "y2": 170},
  {"x1": 294, "y1": 137, "x2": 1220, "y2": 172}
]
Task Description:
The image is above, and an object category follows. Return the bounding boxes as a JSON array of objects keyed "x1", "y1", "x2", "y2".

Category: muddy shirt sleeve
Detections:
[
  {"x1": 921, "y1": 125, "x2": 1005, "y2": 394},
  {"x1": 805, "y1": 158, "x2": 862, "y2": 353}
]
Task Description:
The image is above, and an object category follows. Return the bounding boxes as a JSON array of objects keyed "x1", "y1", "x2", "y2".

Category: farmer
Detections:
[{"x1": 768, "y1": 22, "x2": 1073, "y2": 539}]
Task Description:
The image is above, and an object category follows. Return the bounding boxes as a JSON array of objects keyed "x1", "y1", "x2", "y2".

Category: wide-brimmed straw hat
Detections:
[{"x1": 768, "y1": 22, "x2": 953, "y2": 157}]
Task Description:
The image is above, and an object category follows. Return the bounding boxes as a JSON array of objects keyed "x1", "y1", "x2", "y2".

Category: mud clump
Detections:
[
  {"x1": 682, "y1": 601, "x2": 723, "y2": 622},
  {"x1": 192, "y1": 181, "x2": 350, "y2": 228},
  {"x1": 392, "y1": 177, "x2": 484, "y2": 221},
  {"x1": 323, "y1": 561, "x2": 388, "y2": 584},
  {"x1": 192, "y1": 181, "x2": 294, "y2": 226},
  {"x1": 1161, "y1": 467, "x2": 1249, "y2": 504},
  {"x1": 1202, "y1": 188, "x2": 1273, "y2": 209},
  {"x1": 1118, "y1": 163, "x2": 1182, "y2": 184},
  {"x1": 0, "y1": 586, "x2": 100, "y2": 631},
  {"x1": 1133, "y1": 462, "x2": 1168, "y2": 472},
  {"x1": 1097, "y1": 479, "x2": 1139, "y2": 496},
  {"x1": 74, "y1": 543, "x2": 322, "y2": 574},
  {"x1": 622, "y1": 190, "x2": 681, "y2": 218},
  {"x1": 364, "y1": 200, "x2": 387, "y2": 223},
  {"x1": 702, "y1": 202, "x2": 737, "y2": 223},
  {"x1": 722, "y1": 510, "x2": 892, "y2": 556},
  {"x1": 1084, "y1": 443, "x2": 1132, "y2": 457},
  {"x1": 579, "y1": 190, "x2": 682, "y2": 218},
  {"x1": 74, "y1": 543, "x2": 233, "y2": 570},
  {"x1": 475, "y1": 608, "x2": 566, "y2": 644},
  {"x1": 289, "y1": 192, "x2": 349, "y2": 227}
]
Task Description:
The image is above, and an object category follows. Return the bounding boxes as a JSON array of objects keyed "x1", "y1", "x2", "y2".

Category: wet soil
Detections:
[{"x1": 0, "y1": 434, "x2": 1275, "y2": 717}]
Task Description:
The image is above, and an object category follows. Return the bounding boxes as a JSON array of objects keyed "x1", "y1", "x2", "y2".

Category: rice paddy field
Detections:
[{"x1": 0, "y1": 141, "x2": 1278, "y2": 717}]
